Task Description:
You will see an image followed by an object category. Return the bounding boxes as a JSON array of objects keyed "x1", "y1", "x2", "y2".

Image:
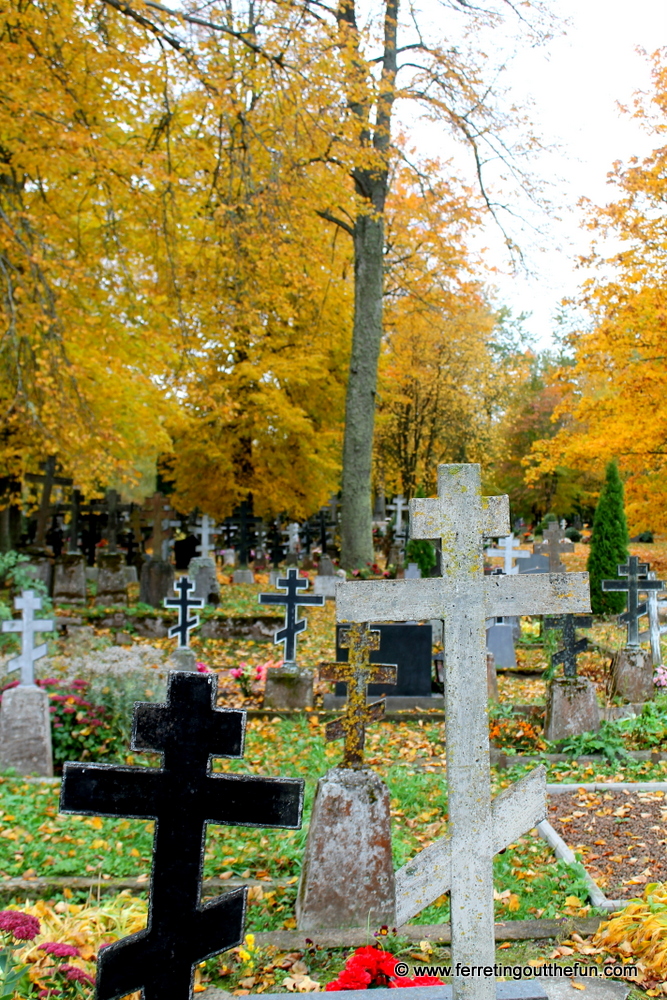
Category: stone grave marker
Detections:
[
  {"x1": 324, "y1": 622, "x2": 435, "y2": 710},
  {"x1": 164, "y1": 576, "x2": 204, "y2": 671},
  {"x1": 387, "y1": 493, "x2": 408, "y2": 540},
  {"x1": 225, "y1": 501, "x2": 262, "y2": 583},
  {"x1": 0, "y1": 590, "x2": 54, "y2": 776},
  {"x1": 60, "y1": 671, "x2": 303, "y2": 1000},
  {"x1": 95, "y1": 489, "x2": 132, "y2": 606},
  {"x1": 485, "y1": 533, "x2": 530, "y2": 575},
  {"x1": 542, "y1": 614, "x2": 598, "y2": 740},
  {"x1": 485, "y1": 617, "x2": 516, "y2": 669},
  {"x1": 258, "y1": 568, "x2": 324, "y2": 708},
  {"x1": 603, "y1": 556, "x2": 664, "y2": 702},
  {"x1": 534, "y1": 522, "x2": 574, "y2": 573},
  {"x1": 140, "y1": 493, "x2": 176, "y2": 608},
  {"x1": 189, "y1": 514, "x2": 220, "y2": 605},
  {"x1": 283, "y1": 521, "x2": 301, "y2": 567},
  {"x1": 313, "y1": 552, "x2": 337, "y2": 598},
  {"x1": 296, "y1": 623, "x2": 397, "y2": 929},
  {"x1": 640, "y1": 570, "x2": 667, "y2": 667},
  {"x1": 53, "y1": 487, "x2": 87, "y2": 604},
  {"x1": 518, "y1": 552, "x2": 550, "y2": 575},
  {"x1": 335, "y1": 463, "x2": 589, "y2": 1000}
]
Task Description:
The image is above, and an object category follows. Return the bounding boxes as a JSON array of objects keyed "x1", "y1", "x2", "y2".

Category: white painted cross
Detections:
[
  {"x1": 387, "y1": 494, "x2": 408, "y2": 537},
  {"x1": 485, "y1": 533, "x2": 530, "y2": 575},
  {"x1": 2, "y1": 590, "x2": 54, "y2": 687},
  {"x1": 640, "y1": 570, "x2": 667, "y2": 667},
  {"x1": 194, "y1": 514, "x2": 217, "y2": 558},
  {"x1": 335, "y1": 464, "x2": 590, "y2": 1000}
]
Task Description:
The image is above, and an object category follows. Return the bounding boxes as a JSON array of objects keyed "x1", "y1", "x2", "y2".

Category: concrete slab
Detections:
[
  {"x1": 540, "y1": 976, "x2": 629, "y2": 1000},
  {"x1": 254, "y1": 985, "x2": 548, "y2": 1000}
]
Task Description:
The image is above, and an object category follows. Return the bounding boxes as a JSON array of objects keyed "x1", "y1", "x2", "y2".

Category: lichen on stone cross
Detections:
[
  {"x1": 258, "y1": 567, "x2": 324, "y2": 666},
  {"x1": 534, "y1": 522, "x2": 574, "y2": 572},
  {"x1": 543, "y1": 614, "x2": 593, "y2": 678},
  {"x1": 602, "y1": 555, "x2": 665, "y2": 648},
  {"x1": 335, "y1": 463, "x2": 590, "y2": 1000},
  {"x1": 2, "y1": 589, "x2": 54, "y2": 686},
  {"x1": 60, "y1": 671, "x2": 304, "y2": 1000},
  {"x1": 164, "y1": 576, "x2": 204, "y2": 648},
  {"x1": 319, "y1": 623, "x2": 397, "y2": 768}
]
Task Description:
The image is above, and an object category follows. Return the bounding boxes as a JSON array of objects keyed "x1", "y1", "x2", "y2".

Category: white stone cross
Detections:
[
  {"x1": 194, "y1": 514, "x2": 217, "y2": 558},
  {"x1": 335, "y1": 464, "x2": 590, "y2": 1000},
  {"x1": 2, "y1": 590, "x2": 54, "y2": 687},
  {"x1": 485, "y1": 533, "x2": 530, "y2": 575},
  {"x1": 640, "y1": 570, "x2": 667, "y2": 667},
  {"x1": 387, "y1": 494, "x2": 408, "y2": 537}
]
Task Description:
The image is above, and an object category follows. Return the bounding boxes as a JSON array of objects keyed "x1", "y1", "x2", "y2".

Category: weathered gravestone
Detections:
[
  {"x1": 189, "y1": 514, "x2": 220, "y2": 605},
  {"x1": 0, "y1": 590, "x2": 54, "y2": 776},
  {"x1": 518, "y1": 552, "x2": 550, "y2": 575},
  {"x1": 602, "y1": 556, "x2": 664, "y2": 702},
  {"x1": 140, "y1": 493, "x2": 176, "y2": 608},
  {"x1": 164, "y1": 577, "x2": 204, "y2": 672},
  {"x1": 323, "y1": 622, "x2": 436, "y2": 711},
  {"x1": 60, "y1": 671, "x2": 303, "y2": 1000},
  {"x1": 53, "y1": 488, "x2": 87, "y2": 604},
  {"x1": 543, "y1": 614, "x2": 598, "y2": 741},
  {"x1": 297, "y1": 624, "x2": 397, "y2": 930},
  {"x1": 485, "y1": 618, "x2": 516, "y2": 669},
  {"x1": 335, "y1": 463, "x2": 589, "y2": 1000},
  {"x1": 313, "y1": 552, "x2": 337, "y2": 599},
  {"x1": 259, "y1": 568, "x2": 324, "y2": 708},
  {"x1": 640, "y1": 570, "x2": 667, "y2": 668},
  {"x1": 534, "y1": 522, "x2": 574, "y2": 573}
]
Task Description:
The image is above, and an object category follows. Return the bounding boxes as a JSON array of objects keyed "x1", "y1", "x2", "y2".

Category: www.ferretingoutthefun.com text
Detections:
[{"x1": 392, "y1": 962, "x2": 638, "y2": 980}]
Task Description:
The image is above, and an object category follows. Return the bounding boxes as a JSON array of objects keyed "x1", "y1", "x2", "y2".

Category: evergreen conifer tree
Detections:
[{"x1": 587, "y1": 461, "x2": 629, "y2": 614}]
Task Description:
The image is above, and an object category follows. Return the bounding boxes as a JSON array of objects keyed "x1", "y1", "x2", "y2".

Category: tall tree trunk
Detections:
[{"x1": 341, "y1": 199, "x2": 385, "y2": 567}]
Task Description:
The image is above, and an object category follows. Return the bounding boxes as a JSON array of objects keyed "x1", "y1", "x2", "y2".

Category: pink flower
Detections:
[
  {"x1": 60, "y1": 965, "x2": 95, "y2": 984},
  {"x1": 196, "y1": 662, "x2": 211, "y2": 673},
  {"x1": 0, "y1": 910, "x2": 40, "y2": 940},
  {"x1": 229, "y1": 667, "x2": 244, "y2": 679},
  {"x1": 39, "y1": 942, "x2": 80, "y2": 957}
]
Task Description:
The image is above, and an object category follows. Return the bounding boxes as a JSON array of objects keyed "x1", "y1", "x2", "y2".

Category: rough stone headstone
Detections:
[
  {"x1": 222, "y1": 548, "x2": 236, "y2": 566},
  {"x1": 189, "y1": 555, "x2": 221, "y2": 605},
  {"x1": 95, "y1": 552, "x2": 128, "y2": 606},
  {"x1": 518, "y1": 553, "x2": 550, "y2": 575},
  {"x1": 534, "y1": 522, "x2": 574, "y2": 572},
  {"x1": 123, "y1": 565, "x2": 138, "y2": 586},
  {"x1": 60, "y1": 672, "x2": 303, "y2": 1000},
  {"x1": 263, "y1": 667, "x2": 315, "y2": 709},
  {"x1": 140, "y1": 557, "x2": 174, "y2": 609},
  {"x1": 544, "y1": 677, "x2": 600, "y2": 741},
  {"x1": 233, "y1": 568, "x2": 255, "y2": 584},
  {"x1": 23, "y1": 554, "x2": 53, "y2": 595},
  {"x1": 313, "y1": 553, "x2": 337, "y2": 598},
  {"x1": 52, "y1": 552, "x2": 87, "y2": 604},
  {"x1": 485, "y1": 619, "x2": 516, "y2": 669},
  {"x1": 404, "y1": 562, "x2": 421, "y2": 579},
  {"x1": 336, "y1": 463, "x2": 589, "y2": 1000},
  {"x1": 609, "y1": 646, "x2": 655, "y2": 702}
]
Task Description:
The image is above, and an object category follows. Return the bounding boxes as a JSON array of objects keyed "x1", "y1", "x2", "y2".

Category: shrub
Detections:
[
  {"x1": 564, "y1": 527, "x2": 582, "y2": 543},
  {"x1": 405, "y1": 539, "x2": 436, "y2": 577},
  {"x1": 587, "y1": 461, "x2": 629, "y2": 614}
]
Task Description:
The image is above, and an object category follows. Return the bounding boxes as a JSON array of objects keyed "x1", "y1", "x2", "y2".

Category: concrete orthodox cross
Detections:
[
  {"x1": 2, "y1": 590, "x2": 55, "y2": 687},
  {"x1": 485, "y1": 533, "x2": 530, "y2": 575},
  {"x1": 144, "y1": 493, "x2": 180, "y2": 561},
  {"x1": 25, "y1": 457, "x2": 73, "y2": 550},
  {"x1": 534, "y1": 522, "x2": 574, "y2": 572},
  {"x1": 194, "y1": 514, "x2": 217, "y2": 558},
  {"x1": 60, "y1": 671, "x2": 303, "y2": 1000},
  {"x1": 387, "y1": 494, "x2": 408, "y2": 539},
  {"x1": 335, "y1": 464, "x2": 590, "y2": 1000},
  {"x1": 164, "y1": 577, "x2": 204, "y2": 648},
  {"x1": 319, "y1": 624, "x2": 397, "y2": 768},
  {"x1": 602, "y1": 556, "x2": 665, "y2": 648},
  {"x1": 640, "y1": 570, "x2": 667, "y2": 667},
  {"x1": 258, "y1": 567, "x2": 324, "y2": 666},
  {"x1": 543, "y1": 614, "x2": 593, "y2": 678}
]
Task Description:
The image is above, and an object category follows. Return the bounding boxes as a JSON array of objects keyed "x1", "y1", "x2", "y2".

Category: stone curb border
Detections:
[{"x1": 536, "y1": 820, "x2": 623, "y2": 912}]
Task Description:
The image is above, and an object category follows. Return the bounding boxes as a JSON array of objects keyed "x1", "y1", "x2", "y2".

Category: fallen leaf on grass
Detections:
[{"x1": 283, "y1": 974, "x2": 321, "y2": 992}]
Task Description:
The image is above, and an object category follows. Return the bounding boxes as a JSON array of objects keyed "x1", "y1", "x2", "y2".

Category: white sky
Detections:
[{"x1": 408, "y1": 0, "x2": 667, "y2": 347}]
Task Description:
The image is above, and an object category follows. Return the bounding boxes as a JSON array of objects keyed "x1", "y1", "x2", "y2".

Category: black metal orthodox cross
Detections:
[
  {"x1": 266, "y1": 520, "x2": 285, "y2": 568},
  {"x1": 164, "y1": 577, "x2": 204, "y2": 648},
  {"x1": 543, "y1": 613, "x2": 593, "y2": 678},
  {"x1": 319, "y1": 623, "x2": 397, "y2": 768},
  {"x1": 224, "y1": 501, "x2": 262, "y2": 567},
  {"x1": 60, "y1": 672, "x2": 303, "y2": 1000},
  {"x1": 258, "y1": 567, "x2": 324, "y2": 664},
  {"x1": 534, "y1": 522, "x2": 574, "y2": 572},
  {"x1": 602, "y1": 555, "x2": 665, "y2": 647}
]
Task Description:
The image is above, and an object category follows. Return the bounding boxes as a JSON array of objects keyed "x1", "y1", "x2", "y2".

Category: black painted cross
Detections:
[
  {"x1": 543, "y1": 613, "x2": 593, "y2": 678},
  {"x1": 602, "y1": 555, "x2": 665, "y2": 647},
  {"x1": 267, "y1": 520, "x2": 285, "y2": 569},
  {"x1": 258, "y1": 567, "x2": 324, "y2": 665},
  {"x1": 224, "y1": 501, "x2": 262, "y2": 568},
  {"x1": 164, "y1": 577, "x2": 204, "y2": 648},
  {"x1": 319, "y1": 623, "x2": 397, "y2": 768},
  {"x1": 60, "y1": 671, "x2": 303, "y2": 1000},
  {"x1": 534, "y1": 522, "x2": 574, "y2": 572}
]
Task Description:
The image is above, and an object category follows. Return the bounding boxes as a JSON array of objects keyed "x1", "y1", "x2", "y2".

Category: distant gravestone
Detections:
[
  {"x1": 53, "y1": 488, "x2": 86, "y2": 604},
  {"x1": 534, "y1": 522, "x2": 574, "y2": 572},
  {"x1": 139, "y1": 494, "x2": 177, "y2": 608},
  {"x1": 313, "y1": 552, "x2": 337, "y2": 599},
  {"x1": 485, "y1": 619, "x2": 516, "y2": 669},
  {"x1": 297, "y1": 624, "x2": 397, "y2": 930},
  {"x1": 404, "y1": 562, "x2": 421, "y2": 579},
  {"x1": 259, "y1": 568, "x2": 324, "y2": 708},
  {"x1": 60, "y1": 672, "x2": 303, "y2": 1000},
  {"x1": 485, "y1": 533, "x2": 530, "y2": 575},
  {"x1": 0, "y1": 590, "x2": 54, "y2": 776},
  {"x1": 603, "y1": 556, "x2": 664, "y2": 701},
  {"x1": 543, "y1": 614, "x2": 598, "y2": 740},
  {"x1": 518, "y1": 552, "x2": 550, "y2": 575},
  {"x1": 96, "y1": 552, "x2": 128, "y2": 606},
  {"x1": 323, "y1": 622, "x2": 434, "y2": 710}
]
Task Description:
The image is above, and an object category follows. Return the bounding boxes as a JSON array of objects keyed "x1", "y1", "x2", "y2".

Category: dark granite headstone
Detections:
[
  {"x1": 334, "y1": 623, "x2": 432, "y2": 698},
  {"x1": 517, "y1": 553, "x2": 550, "y2": 575}
]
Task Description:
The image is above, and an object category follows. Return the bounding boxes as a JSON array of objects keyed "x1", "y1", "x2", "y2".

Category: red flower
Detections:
[
  {"x1": 0, "y1": 909, "x2": 40, "y2": 940},
  {"x1": 60, "y1": 965, "x2": 95, "y2": 984},
  {"x1": 39, "y1": 942, "x2": 80, "y2": 957},
  {"x1": 391, "y1": 976, "x2": 444, "y2": 988}
]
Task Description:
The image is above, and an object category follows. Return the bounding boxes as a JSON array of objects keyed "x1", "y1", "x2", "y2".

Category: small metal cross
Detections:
[
  {"x1": 164, "y1": 577, "x2": 204, "y2": 648},
  {"x1": 2, "y1": 590, "x2": 54, "y2": 686},
  {"x1": 543, "y1": 613, "x2": 593, "y2": 678},
  {"x1": 534, "y1": 522, "x2": 574, "y2": 572},
  {"x1": 258, "y1": 567, "x2": 324, "y2": 665},
  {"x1": 602, "y1": 555, "x2": 665, "y2": 647},
  {"x1": 485, "y1": 533, "x2": 530, "y2": 575},
  {"x1": 319, "y1": 624, "x2": 397, "y2": 768}
]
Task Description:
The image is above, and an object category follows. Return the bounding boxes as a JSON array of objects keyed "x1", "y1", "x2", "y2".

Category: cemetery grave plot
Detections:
[{"x1": 547, "y1": 788, "x2": 667, "y2": 898}]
